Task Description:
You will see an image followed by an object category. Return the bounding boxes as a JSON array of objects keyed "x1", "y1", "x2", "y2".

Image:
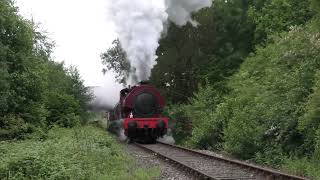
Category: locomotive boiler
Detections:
[{"x1": 108, "y1": 82, "x2": 168, "y2": 143}]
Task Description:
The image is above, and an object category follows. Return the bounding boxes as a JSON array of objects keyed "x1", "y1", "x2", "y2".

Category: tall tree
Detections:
[
  {"x1": 101, "y1": 39, "x2": 130, "y2": 85},
  {"x1": 151, "y1": 0, "x2": 257, "y2": 104}
]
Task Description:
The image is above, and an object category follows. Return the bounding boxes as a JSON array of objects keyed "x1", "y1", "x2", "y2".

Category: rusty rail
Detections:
[{"x1": 134, "y1": 141, "x2": 310, "y2": 180}]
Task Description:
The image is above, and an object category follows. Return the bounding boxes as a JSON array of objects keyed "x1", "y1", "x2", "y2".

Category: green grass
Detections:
[
  {"x1": 282, "y1": 157, "x2": 320, "y2": 179},
  {"x1": 0, "y1": 126, "x2": 160, "y2": 180}
]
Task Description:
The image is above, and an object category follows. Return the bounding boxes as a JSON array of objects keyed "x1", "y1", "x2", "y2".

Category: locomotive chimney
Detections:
[{"x1": 139, "y1": 81, "x2": 149, "y2": 85}]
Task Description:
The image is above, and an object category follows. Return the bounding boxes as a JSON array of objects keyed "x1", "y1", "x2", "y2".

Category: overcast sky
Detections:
[{"x1": 16, "y1": 0, "x2": 123, "y2": 90}]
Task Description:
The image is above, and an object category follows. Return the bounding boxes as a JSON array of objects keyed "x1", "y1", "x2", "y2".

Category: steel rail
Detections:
[
  {"x1": 134, "y1": 142, "x2": 216, "y2": 180},
  {"x1": 134, "y1": 141, "x2": 310, "y2": 180}
]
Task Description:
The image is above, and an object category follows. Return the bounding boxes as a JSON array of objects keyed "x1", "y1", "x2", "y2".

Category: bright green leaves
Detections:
[
  {"x1": 249, "y1": 0, "x2": 314, "y2": 45},
  {"x1": 223, "y1": 24, "x2": 320, "y2": 158}
]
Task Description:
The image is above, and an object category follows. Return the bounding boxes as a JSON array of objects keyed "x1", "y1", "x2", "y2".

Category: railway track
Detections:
[{"x1": 134, "y1": 141, "x2": 309, "y2": 180}]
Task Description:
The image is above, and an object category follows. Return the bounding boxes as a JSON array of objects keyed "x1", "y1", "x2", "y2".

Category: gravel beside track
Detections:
[
  {"x1": 124, "y1": 143, "x2": 193, "y2": 180},
  {"x1": 135, "y1": 142, "x2": 310, "y2": 180}
]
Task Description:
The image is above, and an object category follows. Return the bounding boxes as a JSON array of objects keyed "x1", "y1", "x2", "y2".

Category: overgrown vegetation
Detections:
[
  {"x1": 0, "y1": 2, "x2": 160, "y2": 179},
  {"x1": 0, "y1": 0, "x2": 91, "y2": 140},
  {"x1": 0, "y1": 126, "x2": 159, "y2": 179},
  {"x1": 89, "y1": 0, "x2": 320, "y2": 178},
  {"x1": 158, "y1": 0, "x2": 320, "y2": 179},
  {"x1": 100, "y1": 1, "x2": 320, "y2": 177},
  {"x1": 161, "y1": 0, "x2": 320, "y2": 178}
]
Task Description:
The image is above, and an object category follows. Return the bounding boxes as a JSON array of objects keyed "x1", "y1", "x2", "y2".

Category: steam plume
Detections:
[
  {"x1": 88, "y1": 86, "x2": 122, "y2": 111},
  {"x1": 166, "y1": 0, "x2": 213, "y2": 26},
  {"x1": 107, "y1": 0, "x2": 212, "y2": 83}
]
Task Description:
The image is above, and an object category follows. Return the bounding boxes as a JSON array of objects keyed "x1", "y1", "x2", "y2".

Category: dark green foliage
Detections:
[
  {"x1": 67, "y1": 66, "x2": 92, "y2": 118},
  {"x1": 298, "y1": 72, "x2": 320, "y2": 155},
  {"x1": 310, "y1": 0, "x2": 320, "y2": 15},
  {"x1": 166, "y1": 105, "x2": 192, "y2": 145},
  {"x1": 151, "y1": 0, "x2": 256, "y2": 103},
  {"x1": 0, "y1": 61, "x2": 9, "y2": 115},
  {"x1": 0, "y1": 0, "x2": 92, "y2": 140},
  {"x1": 177, "y1": 21, "x2": 320, "y2": 177},
  {"x1": 160, "y1": 0, "x2": 320, "y2": 177},
  {"x1": 46, "y1": 93, "x2": 80, "y2": 127},
  {"x1": 0, "y1": 115, "x2": 30, "y2": 140},
  {"x1": 182, "y1": 85, "x2": 226, "y2": 149}
]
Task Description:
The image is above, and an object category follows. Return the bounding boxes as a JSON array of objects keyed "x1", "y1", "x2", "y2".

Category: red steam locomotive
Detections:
[{"x1": 108, "y1": 82, "x2": 168, "y2": 143}]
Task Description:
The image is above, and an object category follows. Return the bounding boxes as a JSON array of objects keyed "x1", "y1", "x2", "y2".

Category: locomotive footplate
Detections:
[{"x1": 123, "y1": 117, "x2": 168, "y2": 142}]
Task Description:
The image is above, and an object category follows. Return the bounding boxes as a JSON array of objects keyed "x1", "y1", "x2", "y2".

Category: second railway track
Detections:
[{"x1": 134, "y1": 141, "x2": 309, "y2": 180}]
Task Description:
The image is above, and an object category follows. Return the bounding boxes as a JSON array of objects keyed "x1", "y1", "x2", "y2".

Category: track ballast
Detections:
[{"x1": 134, "y1": 141, "x2": 309, "y2": 180}]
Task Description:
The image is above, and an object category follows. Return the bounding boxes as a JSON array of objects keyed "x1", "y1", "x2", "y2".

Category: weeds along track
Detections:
[{"x1": 134, "y1": 141, "x2": 309, "y2": 180}]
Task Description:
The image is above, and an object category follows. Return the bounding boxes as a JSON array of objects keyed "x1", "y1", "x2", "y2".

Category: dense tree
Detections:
[
  {"x1": 152, "y1": 0, "x2": 314, "y2": 104},
  {"x1": 173, "y1": 10, "x2": 320, "y2": 180},
  {"x1": 298, "y1": 73, "x2": 320, "y2": 155},
  {"x1": 151, "y1": 0, "x2": 258, "y2": 103},
  {"x1": 0, "y1": 0, "x2": 92, "y2": 140},
  {"x1": 249, "y1": 0, "x2": 314, "y2": 45},
  {"x1": 222, "y1": 24, "x2": 320, "y2": 157},
  {"x1": 161, "y1": 0, "x2": 320, "y2": 177},
  {"x1": 0, "y1": 62, "x2": 9, "y2": 115}
]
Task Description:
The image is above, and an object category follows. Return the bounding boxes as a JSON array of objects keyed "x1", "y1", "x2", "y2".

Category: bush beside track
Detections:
[{"x1": 0, "y1": 126, "x2": 159, "y2": 180}]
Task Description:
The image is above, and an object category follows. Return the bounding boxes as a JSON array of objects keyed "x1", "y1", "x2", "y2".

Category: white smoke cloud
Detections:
[
  {"x1": 166, "y1": 0, "x2": 213, "y2": 26},
  {"x1": 106, "y1": 0, "x2": 212, "y2": 83},
  {"x1": 89, "y1": 86, "x2": 123, "y2": 110},
  {"x1": 107, "y1": 0, "x2": 167, "y2": 83}
]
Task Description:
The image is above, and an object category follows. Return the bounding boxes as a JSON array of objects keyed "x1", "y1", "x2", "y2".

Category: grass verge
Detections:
[{"x1": 0, "y1": 126, "x2": 160, "y2": 180}]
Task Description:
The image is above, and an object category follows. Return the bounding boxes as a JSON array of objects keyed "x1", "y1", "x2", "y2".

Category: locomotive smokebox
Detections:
[{"x1": 133, "y1": 92, "x2": 157, "y2": 118}]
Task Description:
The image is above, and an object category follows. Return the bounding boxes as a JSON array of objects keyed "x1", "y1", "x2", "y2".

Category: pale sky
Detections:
[{"x1": 15, "y1": 0, "x2": 122, "y2": 90}]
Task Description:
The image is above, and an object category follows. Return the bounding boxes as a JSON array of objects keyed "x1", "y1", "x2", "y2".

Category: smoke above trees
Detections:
[{"x1": 106, "y1": 0, "x2": 212, "y2": 84}]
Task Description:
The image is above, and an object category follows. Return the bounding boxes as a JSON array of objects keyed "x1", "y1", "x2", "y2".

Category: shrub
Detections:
[
  {"x1": 298, "y1": 72, "x2": 320, "y2": 155},
  {"x1": 0, "y1": 126, "x2": 159, "y2": 179},
  {"x1": 0, "y1": 115, "x2": 30, "y2": 140},
  {"x1": 170, "y1": 84, "x2": 226, "y2": 149},
  {"x1": 222, "y1": 23, "x2": 320, "y2": 159},
  {"x1": 167, "y1": 105, "x2": 192, "y2": 145}
]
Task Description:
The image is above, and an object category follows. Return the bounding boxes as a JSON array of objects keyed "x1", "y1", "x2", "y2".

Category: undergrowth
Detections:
[{"x1": 0, "y1": 126, "x2": 159, "y2": 179}]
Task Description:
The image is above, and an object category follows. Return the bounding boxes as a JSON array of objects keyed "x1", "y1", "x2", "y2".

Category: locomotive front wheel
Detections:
[
  {"x1": 127, "y1": 138, "x2": 134, "y2": 144},
  {"x1": 146, "y1": 137, "x2": 156, "y2": 144}
]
